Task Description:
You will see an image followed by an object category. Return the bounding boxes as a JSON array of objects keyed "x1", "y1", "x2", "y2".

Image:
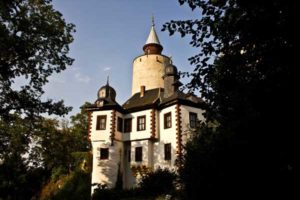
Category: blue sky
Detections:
[{"x1": 47, "y1": 0, "x2": 200, "y2": 118}]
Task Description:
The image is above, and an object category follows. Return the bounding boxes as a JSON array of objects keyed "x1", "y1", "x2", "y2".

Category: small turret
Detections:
[
  {"x1": 96, "y1": 77, "x2": 117, "y2": 107},
  {"x1": 163, "y1": 59, "x2": 182, "y2": 98}
]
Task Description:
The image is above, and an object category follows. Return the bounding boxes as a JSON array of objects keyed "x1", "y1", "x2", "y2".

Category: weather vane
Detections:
[{"x1": 152, "y1": 14, "x2": 155, "y2": 26}]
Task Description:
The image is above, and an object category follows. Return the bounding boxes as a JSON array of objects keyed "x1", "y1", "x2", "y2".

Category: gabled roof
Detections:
[
  {"x1": 122, "y1": 88, "x2": 161, "y2": 111},
  {"x1": 122, "y1": 88, "x2": 206, "y2": 112}
]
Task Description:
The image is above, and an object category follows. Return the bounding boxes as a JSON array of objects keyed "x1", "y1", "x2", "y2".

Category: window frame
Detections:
[
  {"x1": 189, "y1": 112, "x2": 198, "y2": 129},
  {"x1": 96, "y1": 115, "x2": 107, "y2": 130},
  {"x1": 135, "y1": 147, "x2": 143, "y2": 162},
  {"x1": 117, "y1": 117, "x2": 123, "y2": 132},
  {"x1": 124, "y1": 118, "x2": 132, "y2": 133},
  {"x1": 100, "y1": 148, "x2": 109, "y2": 160},
  {"x1": 137, "y1": 115, "x2": 146, "y2": 131},
  {"x1": 164, "y1": 112, "x2": 172, "y2": 129},
  {"x1": 164, "y1": 143, "x2": 172, "y2": 161}
]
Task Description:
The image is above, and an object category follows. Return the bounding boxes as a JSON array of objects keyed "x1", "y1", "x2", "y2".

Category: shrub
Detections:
[{"x1": 139, "y1": 168, "x2": 177, "y2": 196}]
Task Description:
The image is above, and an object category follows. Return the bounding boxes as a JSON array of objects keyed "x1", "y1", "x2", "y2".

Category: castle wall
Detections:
[
  {"x1": 132, "y1": 54, "x2": 170, "y2": 95},
  {"x1": 91, "y1": 141, "x2": 122, "y2": 192}
]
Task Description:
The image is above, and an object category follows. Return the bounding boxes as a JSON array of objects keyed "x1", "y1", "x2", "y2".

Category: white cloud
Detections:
[
  {"x1": 103, "y1": 67, "x2": 111, "y2": 71},
  {"x1": 74, "y1": 72, "x2": 91, "y2": 83}
]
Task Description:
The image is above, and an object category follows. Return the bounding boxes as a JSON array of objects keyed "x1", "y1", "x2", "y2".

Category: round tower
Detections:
[{"x1": 131, "y1": 18, "x2": 170, "y2": 95}]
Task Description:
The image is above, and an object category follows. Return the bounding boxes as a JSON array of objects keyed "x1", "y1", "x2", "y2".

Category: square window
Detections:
[
  {"x1": 100, "y1": 148, "x2": 109, "y2": 160},
  {"x1": 117, "y1": 117, "x2": 123, "y2": 132},
  {"x1": 124, "y1": 118, "x2": 132, "y2": 132},
  {"x1": 137, "y1": 116, "x2": 146, "y2": 131},
  {"x1": 135, "y1": 147, "x2": 143, "y2": 162},
  {"x1": 164, "y1": 112, "x2": 172, "y2": 129},
  {"x1": 96, "y1": 115, "x2": 106, "y2": 130},
  {"x1": 189, "y1": 112, "x2": 197, "y2": 129},
  {"x1": 164, "y1": 143, "x2": 171, "y2": 161}
]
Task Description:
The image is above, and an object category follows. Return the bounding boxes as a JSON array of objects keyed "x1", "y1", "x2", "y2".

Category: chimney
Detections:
[{"x1": 140, "y1": 86, "x2": 145, "y2": 97}]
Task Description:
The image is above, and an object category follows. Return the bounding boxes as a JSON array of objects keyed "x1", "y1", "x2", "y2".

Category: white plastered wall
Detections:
[
  {"x1": 122, "y1": 110, "x2": 152, "y2": 141},
  {"x1": 153, "y1": 105, "x2": 177, "y2": 170},
  {"x1": 180, "y1": 105, "x2": 205, "y2": 146}
]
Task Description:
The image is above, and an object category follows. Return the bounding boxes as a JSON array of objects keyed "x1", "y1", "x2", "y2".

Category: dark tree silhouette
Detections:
[{"x1": 163, "y1": 0, "x2": 298, "y2": 198}]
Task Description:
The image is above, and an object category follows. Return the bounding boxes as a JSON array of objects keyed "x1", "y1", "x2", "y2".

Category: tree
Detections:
[
  {"x1": 69, "y1": 102, "x2": 92, "y2": 152},
  {"x1": 1, "y1": 1, "x2": 75, "y2": 198},
  {"x1": 0, "y1": 0, "x2": 74, "y2": 120},
  {"x1": 163, "y1": 0, "x2": 298, "y2": 198}
]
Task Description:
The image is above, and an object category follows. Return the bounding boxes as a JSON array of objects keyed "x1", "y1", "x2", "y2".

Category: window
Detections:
[
  {"x1": 135, "y1": 147, "x2": 143, "y2": 162},
  {"x1": 164, "y1": 143, "x2": 171, "y2": 161},
  {"x1": 164, "y1": 112, "x2": 172, "y2": 129},
  {"x1": 137, "y1": 116, "x2": 146, "y2": 131},
  {"x1": 124, "y1": 118, "x2": 132, "y2": 132},
  {"x1": 117, "y1": 117, "x2": 123, "y2": 132},
  {"x1": 100, "y1": 148, "x2": 109, "y2": 160},
  {"x1": 189, "y1": 112, "x2": 197, "y2": 128},
  {"x1": 96, "y1": 115, "x2": 106, "y2": 130}
]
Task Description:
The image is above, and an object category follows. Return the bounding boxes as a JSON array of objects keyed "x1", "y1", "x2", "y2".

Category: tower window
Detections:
[
  {"x1": 96, "y1": 115, "x2": 106, "y2": 130},
  {"x1": 124, "y1": 118, "x2": 132, "y2": 132},
  {"x1": 164, "y1": 112, "x2": 172, "y2": 129},
  {"x1": 100, "y1": 148, "x2": 109, "y2": 160},
  {"x1": 189, "y1": 112, "x2": 197, "y2": 129},
  {"x1": 135, "y1": 147, "x2": 143, "y2": 162},
  {"x1": 137, "y1": 115, "x2": 146, "y2": 131},
  {"x1": 164, "y1": 143, "x2": 172, "y2": 161},
  {"x1": 117, "y1": 117, "x2": 123, "y2": 132}
]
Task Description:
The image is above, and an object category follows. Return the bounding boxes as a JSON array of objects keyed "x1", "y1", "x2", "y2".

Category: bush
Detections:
[
  {"x1": 92, "y1": 168, "x2": 177, "y2": 200},
  {"x1": 139, "y1": 168, "x2": 177, "y2": 197}
]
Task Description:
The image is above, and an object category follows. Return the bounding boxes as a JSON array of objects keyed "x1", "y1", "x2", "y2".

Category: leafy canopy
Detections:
[
  {"x1": 0, "y1": 0, "x2": 75, "y2": 119},
  {"x1": 163, "y1": 0, "x2": 297, "y2": 198}
]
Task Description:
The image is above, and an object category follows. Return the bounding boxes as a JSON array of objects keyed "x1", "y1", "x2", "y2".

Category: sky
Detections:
[{"x1": 47, "y1": 0, "x2": 200, "y2": 118}]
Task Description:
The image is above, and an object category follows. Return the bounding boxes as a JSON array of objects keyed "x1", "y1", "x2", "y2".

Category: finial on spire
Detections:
[
  {"x1": 170, "y1": 55, "x2": 173, "y2": 64},
  {"x1": 106, "y1": 76, "x2": 109, "y2": 85},
  {"x1": 151, "y1": 15, "x2": 155, "y2": 27}
]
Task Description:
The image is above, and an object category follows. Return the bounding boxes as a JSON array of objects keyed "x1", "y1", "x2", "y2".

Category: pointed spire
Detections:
[
  {"x1": 145, "y1": 16, "x2": 160, "y2": 45},
  {"x1": 143, "y1": 16, "x2": 163, "y2": 54}
]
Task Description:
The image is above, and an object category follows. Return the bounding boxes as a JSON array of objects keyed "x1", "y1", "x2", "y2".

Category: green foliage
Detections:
[
  {"x1": 92, "y1": 168, "x2": 177, "y2": 200},
  {"x1": 0, "y1": 0, "x2": 74, "y2": 119},
  {"x1": 164, "y1": 0, "x2": 298, "y2": 198},
  {"x1": 0, "y1": 103, "x2": 91, "y2": 199},
  {"x1": 69, "y1": 102, "x2": 92, "y2": 151},
  {"x1": 39, "y1": 170, "x2": 90, "y2": 200},
  {"x1": 0, "y1": 1, "x2": 75, "y2": 198},
  {"x1": 138, "y1": 168, "x2": 177, "y2": 197}
]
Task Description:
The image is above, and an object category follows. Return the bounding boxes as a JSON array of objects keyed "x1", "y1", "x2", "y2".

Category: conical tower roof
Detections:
[
  {"x1": 145, "y1": 25, "x2": 160, "y2": 45},
  {"x1": 143, "y1": 17, "x2": 163, "y2": 54}
]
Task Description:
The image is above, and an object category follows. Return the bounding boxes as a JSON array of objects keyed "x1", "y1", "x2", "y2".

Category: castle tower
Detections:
[
  {"x1": 131, "y1": 18, "x2": 171, "y2": 95},
  {"x1": 87, "y1": 18, "x2": 206, "y2": 194}
]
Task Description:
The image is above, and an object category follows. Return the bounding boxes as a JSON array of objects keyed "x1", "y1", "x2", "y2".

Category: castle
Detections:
[{"x1": 86, "y1": 20, "x2": 205, "y2": 193}]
